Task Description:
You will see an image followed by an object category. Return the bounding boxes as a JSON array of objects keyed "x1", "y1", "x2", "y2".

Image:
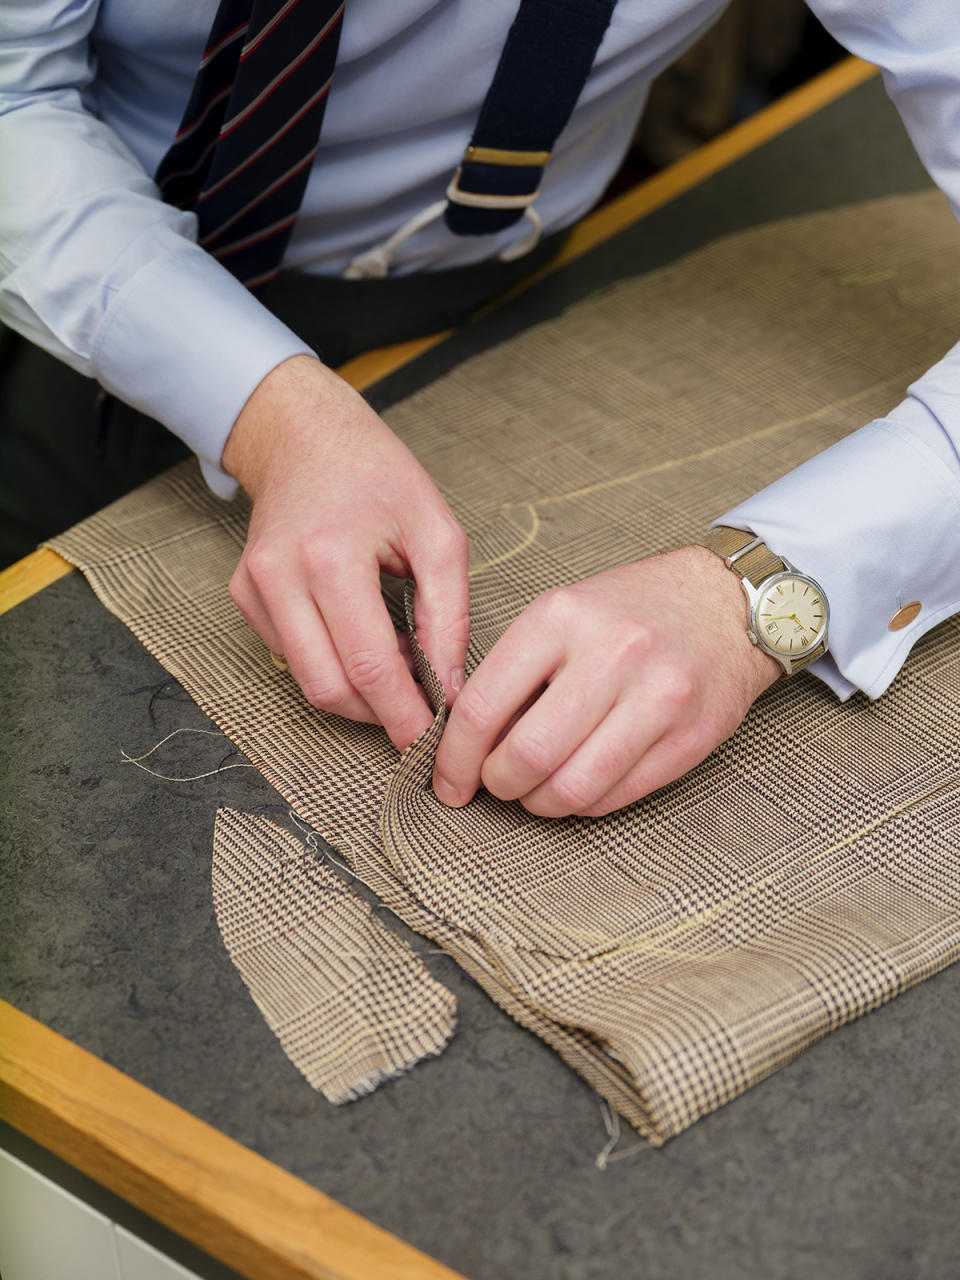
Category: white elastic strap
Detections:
[
  {"x1": 341, "y1": 200, "x2": 447, "y2": 279},
  {"x1": 342, "y1": 202, "x2": 545, "y2": 280},
  {"x1": 498, "y1": 206, "x2": 543, "y2": 261}
]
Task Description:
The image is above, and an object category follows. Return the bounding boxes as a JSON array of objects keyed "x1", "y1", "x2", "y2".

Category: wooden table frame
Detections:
[{"x1": 0, "y1": 58, "x2": 877, "y2": 1280}]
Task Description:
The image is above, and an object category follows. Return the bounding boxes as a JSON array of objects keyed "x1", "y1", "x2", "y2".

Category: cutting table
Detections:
[{"x1": 2, "y1": 60, "x2": 958, "y2": 1280}]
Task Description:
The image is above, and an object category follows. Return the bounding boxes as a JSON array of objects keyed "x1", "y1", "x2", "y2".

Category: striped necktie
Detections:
[{"x1": 156, "y1": 0, "x2": 345, "y2": 291}]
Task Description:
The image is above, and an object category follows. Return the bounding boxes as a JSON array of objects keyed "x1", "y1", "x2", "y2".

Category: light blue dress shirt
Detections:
[{"x1": 1, "y1": 0, "x2": 958, "y2": 701}]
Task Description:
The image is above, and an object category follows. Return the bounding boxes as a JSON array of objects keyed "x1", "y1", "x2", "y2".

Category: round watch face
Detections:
[{"x1": 753, "y1": 572, "x2": 828, "y2": 658}]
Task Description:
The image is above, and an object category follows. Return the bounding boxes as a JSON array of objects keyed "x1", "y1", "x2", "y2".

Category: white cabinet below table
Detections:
[{"x1": 0, "y1": 1148, "x2": 203, "y2": 1280}]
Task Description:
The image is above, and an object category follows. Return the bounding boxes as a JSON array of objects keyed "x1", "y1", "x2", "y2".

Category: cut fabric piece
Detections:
[
  {"x1": 212, "y1": 807, "x2": 456, "y2": 1103},
  {"x1": 51, "y1": 192, "x2": 960, "y2": 1142}
]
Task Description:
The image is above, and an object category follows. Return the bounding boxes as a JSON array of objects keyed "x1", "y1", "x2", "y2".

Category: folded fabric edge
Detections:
[{"x1": 384, "y1": 590, "x2": 667, "y2": 1145}]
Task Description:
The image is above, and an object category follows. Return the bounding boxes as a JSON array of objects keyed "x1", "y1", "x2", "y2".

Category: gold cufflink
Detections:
[{"x1": 889, "y1": 602, "x2": 921, "y2": 631}]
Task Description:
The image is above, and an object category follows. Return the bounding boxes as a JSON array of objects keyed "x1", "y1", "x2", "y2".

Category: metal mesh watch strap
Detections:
[
  {"x1": 794, "y1": 639, "x2": 827, "y2": 667},
  {"x1": 702, "y1": 525, "x2": 786, "y2": 587},
  {"x1": 701, "y1": 526, "x2": 828, "y2": 671}
]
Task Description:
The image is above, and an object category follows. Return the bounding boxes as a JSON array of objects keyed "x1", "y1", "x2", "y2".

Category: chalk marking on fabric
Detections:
[
  {"x1": 470, "y1": 372, "x2": 912, "y2": 577},
  {"x1": 838, "y1": 268, "x2": 897, "y2": 286},
  {"x1": 545, "y1": 773, "x2": 960, "y2": 978},
  {"x1": 388, "y1": 608, "x2": 960, "y2": 978},
  {"x1": 468, "y1": 502, "x2": 539, "y2": 577},
  {"x1": 384, "y1": 701, "x2": 958, "y2": 963},
  {"x1": 531, "y1": 371, "x2": 911, "y2": 508}
]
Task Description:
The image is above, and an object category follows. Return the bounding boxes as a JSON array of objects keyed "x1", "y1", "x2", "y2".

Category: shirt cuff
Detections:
[
  {"x1": 712, "y1": 410, "x2": 960, "y2": 701},
  {"x1": 90, "y1": 244, "x2": 316, "y2": 498}
]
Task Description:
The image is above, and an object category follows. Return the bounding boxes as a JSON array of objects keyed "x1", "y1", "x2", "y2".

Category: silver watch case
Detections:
[{"x1": 728, "y1": 541, "x2": 830, "y2": 675}]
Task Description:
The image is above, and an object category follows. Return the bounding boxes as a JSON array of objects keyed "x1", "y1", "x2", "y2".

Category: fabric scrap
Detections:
[{"x1": 212, "y1": 806, "x2": 457, "y2": 1104}]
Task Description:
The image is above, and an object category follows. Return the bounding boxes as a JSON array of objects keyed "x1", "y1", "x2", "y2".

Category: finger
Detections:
[
  {"x1": 478, "y1": 668, "x2": 617, "y2": 802},
  {"x1": 407, "y1": 515, "x2": 470, "y2": 706},
  {"x1": 432, "y1": 612, "x2": 564, "y2": 806},
  {"x1": 578, "y1": 726, "x2": 714, "y2": 817},
  {"x1": 517, "y1": 698, "x2": 680, "y2": 819},
  {"x1": 229, "y1": 562, "x2": 287, "y2": 655},
  {"x1": 319, "y1": 564, "x2": 435, "y2": 750},
  {"x1": 264, "y1": 588, "x2": 381, "y2": 725},
  {"x1": 234, "y1": 551, "x2": 381, "y2": 721},
  {"x1": 233, "y1": 566, "x2": 375, "y2": 720}
]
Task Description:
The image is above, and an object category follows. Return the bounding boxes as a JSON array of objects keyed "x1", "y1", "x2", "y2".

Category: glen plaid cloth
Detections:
[
  {"x1": 213, "y1": 806, "x2": 456, "y2": 1103},
  {"x1": 51, "y1": 191, "x2": 960, "y2": 1142}
]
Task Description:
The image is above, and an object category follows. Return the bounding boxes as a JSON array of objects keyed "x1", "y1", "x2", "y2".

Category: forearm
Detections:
[{"x1": 0, "y1": 3, "x2": 313, "y2": 496}]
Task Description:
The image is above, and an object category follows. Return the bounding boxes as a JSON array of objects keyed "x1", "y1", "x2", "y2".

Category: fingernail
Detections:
[
  {"x1": 451, "y1": 667, "x2": 465, "y2": 693},
  {"x1": 433, "y1": 773, "x2": 465, "y2": 807}
]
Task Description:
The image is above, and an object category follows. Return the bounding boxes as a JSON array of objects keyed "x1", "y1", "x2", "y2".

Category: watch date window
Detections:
[{"x1": 766, "y1": 623, "x2": 777, "y2": 633}]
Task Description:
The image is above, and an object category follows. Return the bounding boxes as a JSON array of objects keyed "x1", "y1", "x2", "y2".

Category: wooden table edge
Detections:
[
  {"x1": 0, "y1": 55, "x2": 876, "y2": 624},
  {"x1": 0, "y1": 1000, "x2": 465, "y2": 1280},
  {"x1": 0, "y1": 55, "x2": 879, "y2": 1280}
]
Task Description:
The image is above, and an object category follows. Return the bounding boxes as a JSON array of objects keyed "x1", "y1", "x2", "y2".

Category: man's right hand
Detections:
[{"x1": 222, "y1": 354, "x2": 470, "y2": 751}]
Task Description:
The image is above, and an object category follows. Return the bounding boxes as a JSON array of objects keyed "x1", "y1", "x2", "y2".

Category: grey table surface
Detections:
[{"x1": 2, "y1": 75, "x2": 958, "y2": 1280}]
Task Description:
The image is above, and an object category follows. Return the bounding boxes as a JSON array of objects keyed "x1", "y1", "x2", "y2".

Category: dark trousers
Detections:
[{"x1": 0, "y1": 234, "x2": 565, "y2": 568}]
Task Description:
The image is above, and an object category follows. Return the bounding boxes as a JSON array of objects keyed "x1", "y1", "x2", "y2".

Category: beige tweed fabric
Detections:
[
  {"x1": 51, "y1": 191, "x2": 960, "y2": 1143},
  {"x1": 212, "y1": 807, "x2": 456, "y2": 1103}
]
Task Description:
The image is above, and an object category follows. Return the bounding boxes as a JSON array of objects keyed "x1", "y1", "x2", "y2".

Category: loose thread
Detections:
[
  {"x1": 120, "y1": 726, "x2": 259, "y2": 782},
  {"x1": 594, "y1": 1097, "x2": 645, "y2": 1169},
  {"x1": 121, "y1": 677, "x2": 192, "y2": 725},
  {"x1": 283, "y1": 808, "x2": 448, "y2": 955},
  {"x1": 595, "y1": 1098, "x2": 620, "y2": 1169}
]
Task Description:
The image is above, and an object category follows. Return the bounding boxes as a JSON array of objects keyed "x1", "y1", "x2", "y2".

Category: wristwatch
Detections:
[{"x1": 702, "y1": 526, "x2": 829, "y2": 675}]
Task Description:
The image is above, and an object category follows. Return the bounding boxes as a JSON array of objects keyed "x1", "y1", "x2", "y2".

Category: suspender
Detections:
[
  {"x1": 162, "y1": 0, "x2": 622, "y2": 284},
  {"x1": 445, "y1": 0, "x2": 618, "y2": 237},
  {"x1": 344, "y1": 0, "x2": 620, "y2": 277}
]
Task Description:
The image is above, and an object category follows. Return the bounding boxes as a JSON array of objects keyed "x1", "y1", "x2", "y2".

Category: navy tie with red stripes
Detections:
[{"x1": 156, "y1": 0, "x2": 345, "y2": 291}]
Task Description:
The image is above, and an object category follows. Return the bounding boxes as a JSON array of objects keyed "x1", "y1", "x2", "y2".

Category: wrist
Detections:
[
  {"x1": 222, "y1": 353, "x2": 324, "y2": 496},
  {"x1": 686, "y1": 544, "x2": 782, "y2": 697}
]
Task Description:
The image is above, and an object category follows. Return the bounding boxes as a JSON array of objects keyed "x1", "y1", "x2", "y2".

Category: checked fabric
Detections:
[
  {"x1": 50, "y1": 192, "x2": 960, "y2": 1142},
  {"x1": 155, "y1": 0, "x2": 345, "y2": 290},
  {"x1": 212, "y1": 807, "x2": 456, "y2": 1103}
]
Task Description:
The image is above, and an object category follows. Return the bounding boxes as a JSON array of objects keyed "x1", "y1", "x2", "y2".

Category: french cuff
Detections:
[
  {"x1": 713, "y1": 418, "x2": 960, "y2": 701},
  {"x1": 90, "y1": 245, "x2": 316, "y2": 499}
]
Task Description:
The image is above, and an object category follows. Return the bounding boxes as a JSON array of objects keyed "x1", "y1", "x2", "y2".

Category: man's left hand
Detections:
[{"x1": 432, "y1": 545, "x2": 780, "y2": 818}]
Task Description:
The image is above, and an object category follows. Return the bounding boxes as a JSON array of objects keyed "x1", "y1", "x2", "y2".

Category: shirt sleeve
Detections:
[
  {"x1": 0, "y1": 0, "x2": 315, "y2": 498},
  {"x1": 715, "y1": 2, "x2": 960, "y2": 700}
]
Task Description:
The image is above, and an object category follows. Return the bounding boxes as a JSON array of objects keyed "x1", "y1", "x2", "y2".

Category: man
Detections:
[{"x1": 2, "y1": 1, "x2": 958, "y2": 819}]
